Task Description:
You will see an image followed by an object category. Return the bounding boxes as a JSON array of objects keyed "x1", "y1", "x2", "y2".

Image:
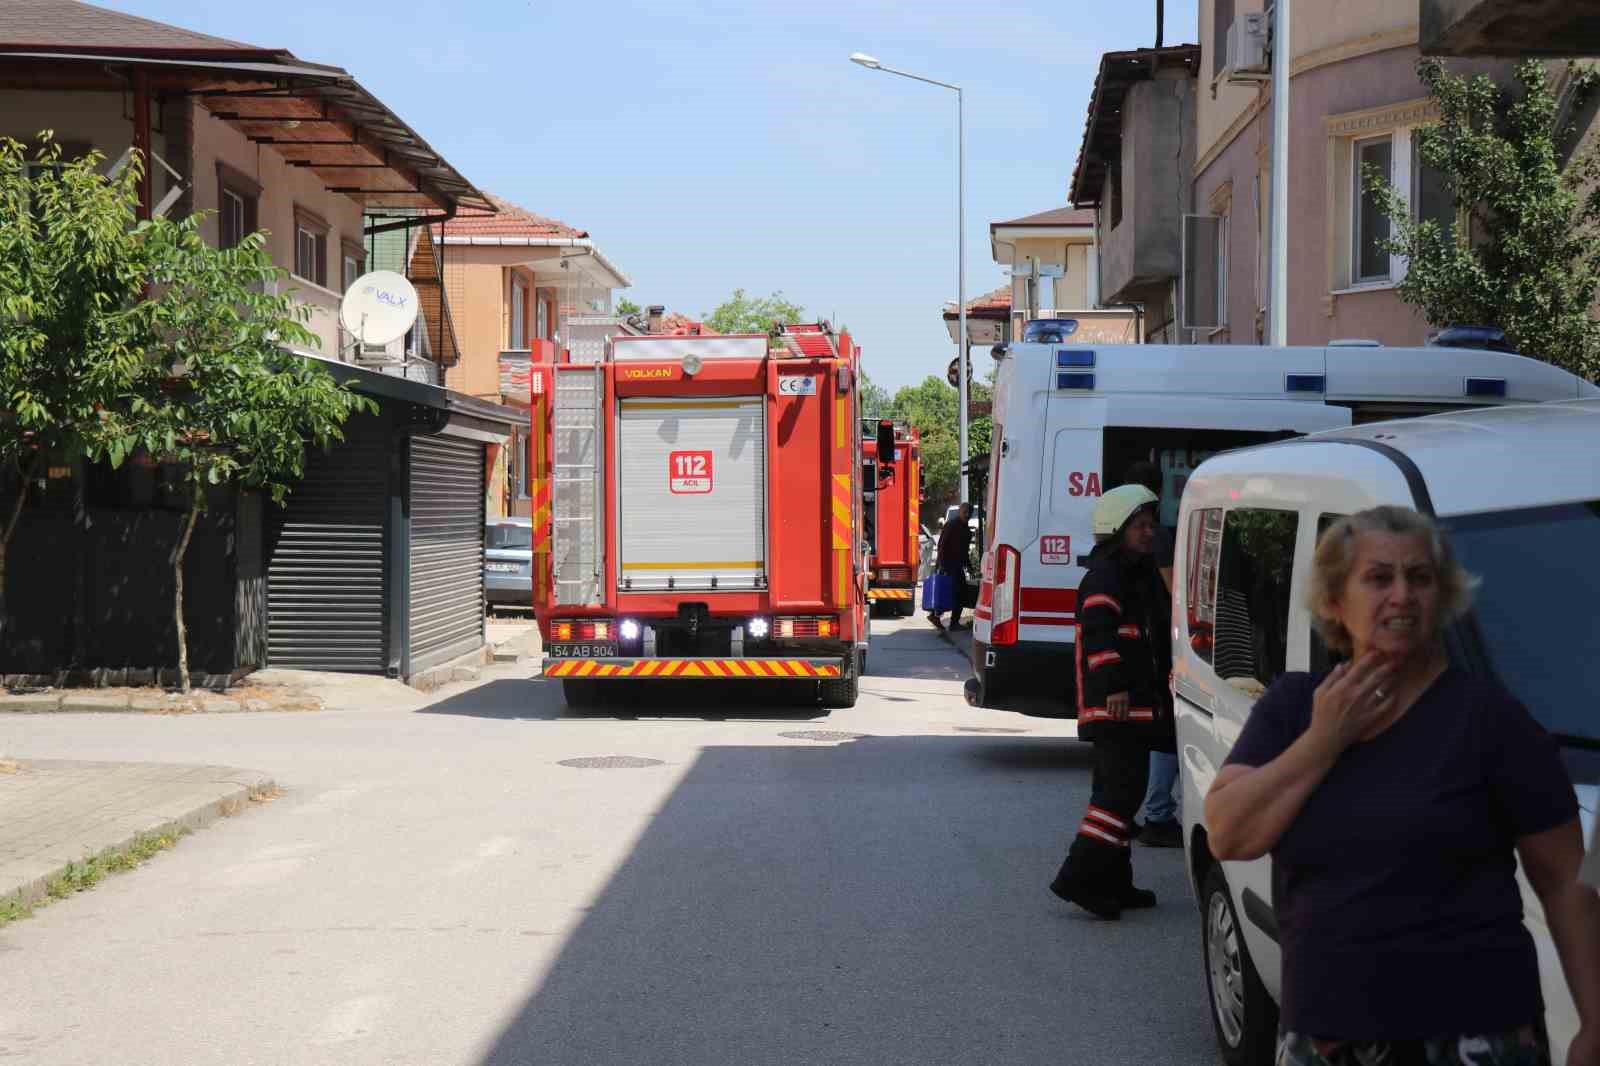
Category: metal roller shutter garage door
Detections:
[
  {"x1": 267, "y1": 413, "x2": 388, "y2": 672},
  {"x1": 409, "y1": 434, "x2": 485, "y2": 673}
]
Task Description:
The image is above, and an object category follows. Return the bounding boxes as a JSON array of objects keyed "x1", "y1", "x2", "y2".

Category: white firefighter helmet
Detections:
[{"x1": 1092, "y1": 484, "x2": 1159, "y2": 540}]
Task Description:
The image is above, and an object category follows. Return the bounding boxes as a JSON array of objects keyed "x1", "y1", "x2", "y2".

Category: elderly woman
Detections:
[{"x1": 1206, "y1": 506, "x2": 1600, "y2": 1065}]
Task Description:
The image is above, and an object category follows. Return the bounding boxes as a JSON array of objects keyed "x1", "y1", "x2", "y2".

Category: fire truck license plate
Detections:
[
  {"x1": 549, "y1": 643, "x2": 618, "y2": 659},
  {"x1": 669, "y1": 450, "x2": 713, "y2": 494}
]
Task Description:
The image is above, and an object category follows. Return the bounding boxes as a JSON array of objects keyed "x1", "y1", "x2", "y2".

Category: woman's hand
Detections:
[
  {"x1": 1107, "y1": 691, "x2": 1130, "y2": 721},
  {"x1": 1308, "y1": 656, "x2": 1396, "y2": 753}
]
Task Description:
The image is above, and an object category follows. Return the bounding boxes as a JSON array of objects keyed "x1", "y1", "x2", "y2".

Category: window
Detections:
[
  {"x1": 221, "y1": 190, "x2": 246, "y2": 249},
  {"x1": 1186, "y1": 508, "x2": 1224, "y2": 665},
  {"x1": 1308, "y1": 513, "x2": 1348, "y2": 674},
  {"x1": 1182, "y1": 213, "x2": 1227, "y2": 331},
  {"x1": 1353, "y1": 136, "x2": 1394, "y2": 283},
  {"x1": 215, "y1": 163, "x2": 260, "y2": 251},
  {"x1": 536, "y1": 295, "x2": 550, "y2": 340},
  {"x1": 487, "y1": 523, "x2": 533, "y2": 550},
  {"x1": 1412, "y1": 157, "x2": 1455, "y2": 234},
  {"x1": 513, "y1": 427, "x2": 531, "y2": 499},
  {"x1": 292, "y1": 207, "x2": 329, "y2": 288},
  {"x1": 1212, "y1": 508, "x2": 1298, "y2": 693},
  {"x1": 341, "y1": 240, "x2": 365, "y2": 293},
  {"x1": 510, "y1": 275, "x2": 529, "y2": 349},
  {"x1": 1213, "y1": 0, "x2": 1235, "y2": 79}
]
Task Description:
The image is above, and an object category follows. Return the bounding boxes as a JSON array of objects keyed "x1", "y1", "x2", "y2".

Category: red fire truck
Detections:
[
  {"x1": 861, "y1": 420, "x2": 920, "y2": 617},
  {"x1": 528, "y1": 324, "x2": 870, "y2": 708}
]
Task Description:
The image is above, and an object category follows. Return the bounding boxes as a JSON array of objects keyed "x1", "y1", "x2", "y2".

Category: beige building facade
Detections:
[{"x1": 1192, "y1": 0, "x2": 1510, "y2": 345}]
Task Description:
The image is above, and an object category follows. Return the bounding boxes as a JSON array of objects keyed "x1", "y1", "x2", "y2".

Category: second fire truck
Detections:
[
  {"x1": 861, "y1": 420, "x2": 920, "y2": 616},
  {"x1": 529, "y1": 324, "x2": 870, "y2": 708}
]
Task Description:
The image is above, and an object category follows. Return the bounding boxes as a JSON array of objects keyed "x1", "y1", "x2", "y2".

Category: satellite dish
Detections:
[{"x1": 339, "y1": 270, "x2": 419, "y2": 347}]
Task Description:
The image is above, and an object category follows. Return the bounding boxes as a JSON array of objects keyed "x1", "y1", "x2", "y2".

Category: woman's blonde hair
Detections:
[{"x1": 1307, "y1": 506, "x2": 1477, "y2": 656}]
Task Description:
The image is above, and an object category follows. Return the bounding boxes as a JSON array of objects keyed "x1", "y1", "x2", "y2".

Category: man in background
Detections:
[
  {"x1": 1125, "y1": 461, "x2": 1181, "y2": 849},
  {"x1": 929, "y1": 502, "x2": 973, "y2": 631}
]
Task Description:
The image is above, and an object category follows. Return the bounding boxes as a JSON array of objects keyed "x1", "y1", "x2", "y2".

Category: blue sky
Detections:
[{"x1": 110, "y1": 0, "x2": 1195, "y2": 392}]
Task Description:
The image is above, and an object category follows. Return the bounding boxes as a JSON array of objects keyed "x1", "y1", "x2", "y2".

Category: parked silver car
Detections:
[{"x1": 484, "y1": 517, "x2": 534, "y2": 606}]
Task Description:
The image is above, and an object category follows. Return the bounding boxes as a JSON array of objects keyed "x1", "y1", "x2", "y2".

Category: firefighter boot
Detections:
[
  {"x1": 1049, "y1": 838, "x2": 1124, "y2": 920},
  {"x1": 1111, "y1": 849, "x2": 1157, "y2": 910}
]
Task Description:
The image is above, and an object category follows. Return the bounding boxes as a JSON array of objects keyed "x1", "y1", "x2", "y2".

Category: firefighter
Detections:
[{"x1": 1048, "y1": 484, "x2": 1175, "y2": 919}]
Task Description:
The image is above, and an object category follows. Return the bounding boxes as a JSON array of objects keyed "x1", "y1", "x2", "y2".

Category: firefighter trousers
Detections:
[{"x1": 1051, "y1": 732, "x2": 1152, "y2": 896}]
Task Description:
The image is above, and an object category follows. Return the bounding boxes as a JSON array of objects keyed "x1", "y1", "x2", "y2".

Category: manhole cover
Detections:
[
  {"x1": 953, "y1": 726, "x2": 1027, "y2": 734},
  {"x1": 778, "y1": 730, "x2": 867, "y2": 742},
  {"x1": 557, "y1": 756, "x2": 665, "y2": 769}
]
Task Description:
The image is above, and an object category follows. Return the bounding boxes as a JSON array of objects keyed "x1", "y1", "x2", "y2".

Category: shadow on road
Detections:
[
  {"x1": 420, "y1": 677, "x2": 832, "y2": 723},
  {"x1": 471, "y1": 732, "x2": 1210, "y2": 1066}
]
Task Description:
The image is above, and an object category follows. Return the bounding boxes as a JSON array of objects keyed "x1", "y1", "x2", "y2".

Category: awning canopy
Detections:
[{"x1": 0, "y1": 50, "x2": 490, "y2": 214}]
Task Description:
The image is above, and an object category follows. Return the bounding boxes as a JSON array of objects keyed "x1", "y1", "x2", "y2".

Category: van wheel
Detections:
[
  {"x1": 1201, "y1": 865, "x2": 1278, "y2": 1066},
  {"x1": 562, "y1": 679, "x2": 601, "y2": 708},
  {"x1": 818, "y1": 653, "x2": 860, "y2": 709}
]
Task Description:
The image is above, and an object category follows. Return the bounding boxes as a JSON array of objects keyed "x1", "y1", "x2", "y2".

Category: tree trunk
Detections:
[
  {"x1": 0, "y1": 455, "x2": 36, "y2": 652},
  {"x1": 174, "y1": 487, "x2": 200, "y2": 694}
]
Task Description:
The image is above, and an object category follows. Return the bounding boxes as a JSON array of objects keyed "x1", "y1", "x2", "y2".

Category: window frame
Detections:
[
  {"x1": 1352, "y1": 134, "x2": 1396, "y2": 286},
  {"x1": 1209, "y1": 506, "x2": 1300, "y2": 692},
  {"x1": 340, "y1": 238, "x2": 365, "y2": 293},
  {"x1": 509, "y1": 273, "x2": 529, "y2": 349},
  {"x1": 214, "y1": 162, "x2": 260, "y2": 251},
  {"x1": 292, "y1": 205, "x2": 330, "y2": 288}
]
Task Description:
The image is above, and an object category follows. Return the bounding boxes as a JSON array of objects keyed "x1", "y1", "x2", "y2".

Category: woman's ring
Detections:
[{"x1": 1374, "y1": 688, "x2": 1388, "y2": 701}]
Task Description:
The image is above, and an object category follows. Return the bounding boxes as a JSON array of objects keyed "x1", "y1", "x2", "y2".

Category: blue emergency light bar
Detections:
[
  {"x1": 1285, "y1": 373, "x2": 1326, "y2": 393},
  {"x1": 1464, "y1": 377, "x2": 1507, "y2": 398},
  {"x1": 1056, "y1": 372, "x2": 1095, "y2": 390},
  {"x1": 1056, "y1": 349, "x2": 1096, "y2": 368}
]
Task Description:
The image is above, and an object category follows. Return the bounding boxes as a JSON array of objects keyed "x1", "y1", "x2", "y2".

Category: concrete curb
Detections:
[{"x1": 1, "y1": 764, "x2": 276, "y2": 910}]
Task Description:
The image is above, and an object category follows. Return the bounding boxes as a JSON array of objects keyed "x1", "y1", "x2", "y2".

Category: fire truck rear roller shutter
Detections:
[{"x1": 618, "y1": 397, "x2": 767, "y2": 592}]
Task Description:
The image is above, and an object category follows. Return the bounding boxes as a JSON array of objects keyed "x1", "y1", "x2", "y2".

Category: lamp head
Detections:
[{"x1": 849, "y1": 52, "x2": 881, "y2": 69}]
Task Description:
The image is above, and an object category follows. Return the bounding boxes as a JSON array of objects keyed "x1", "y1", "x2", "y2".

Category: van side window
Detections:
[
  {"x1": 1214, "y1": 508, "x2": 1298, "y2": 694},
  {"x1": 1309, "y1": 514, "x2": 1349, "y2": 674},
  {"x1": 1186, "y1": 508, "x2": 1224, "y2": 664}
]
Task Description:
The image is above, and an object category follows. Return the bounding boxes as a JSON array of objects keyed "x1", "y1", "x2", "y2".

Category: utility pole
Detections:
[{"x1": 1268, "y1": 0, "x2": 1290, "y2": 345}]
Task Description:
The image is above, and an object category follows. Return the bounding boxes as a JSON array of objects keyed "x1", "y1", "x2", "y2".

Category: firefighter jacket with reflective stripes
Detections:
[{"x1": 1075, "y1": 547, "x2": 1175, "y2": 750}]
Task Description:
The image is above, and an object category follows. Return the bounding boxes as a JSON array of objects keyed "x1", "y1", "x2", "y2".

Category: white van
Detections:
[
  {"x1": 1173, "y1": 400, "x2": 1600, "y2": 1065},
  {"x1": 966, "y1": 341, "x2": 1598, "y2": 713}
]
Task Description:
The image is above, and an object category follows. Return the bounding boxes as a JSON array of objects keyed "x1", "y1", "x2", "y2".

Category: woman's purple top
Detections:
[{"x1": 1225, "y1": 668, "x2": 1576, "y2": 1039}]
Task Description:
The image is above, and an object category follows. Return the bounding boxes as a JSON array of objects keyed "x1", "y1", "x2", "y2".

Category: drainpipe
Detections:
[{"x1": 384, "y1": 404, "x2": 449, "y2": 680}]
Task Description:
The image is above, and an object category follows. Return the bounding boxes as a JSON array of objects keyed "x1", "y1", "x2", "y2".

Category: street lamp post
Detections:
[{"x1": 851, "y1": 52, "x2": 969, "y2": 503}]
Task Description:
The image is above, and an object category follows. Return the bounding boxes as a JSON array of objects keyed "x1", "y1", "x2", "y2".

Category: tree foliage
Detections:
[
  {"x1": 615, "y1": 296, "x2": 641, "y2": 318},
  {"x1": 0, "y1": 135, "x2": 373, "y2": 690},
  {"x1": 880, "y1": 369, "x2": 993, "y2": 518},
  {"x1": 1367, "y1": 59, "x2": 1600, "y2": 380},
  {"x1": 857, "y1": 370, "x2": 892, "y2": 421},
  {"x1": 702, "y1": 288, "x2": 805, "y2": 337}
]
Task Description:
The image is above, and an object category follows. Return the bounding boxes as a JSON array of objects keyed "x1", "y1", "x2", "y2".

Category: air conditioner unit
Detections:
[{"x1": 1222, "y1": 11, "x2": 1270, "y2": 83}]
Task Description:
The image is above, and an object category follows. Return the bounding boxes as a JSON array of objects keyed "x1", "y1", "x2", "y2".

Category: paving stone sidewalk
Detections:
[{"x1": 0, "y1": 759, "x2": 274, "y2": 908}]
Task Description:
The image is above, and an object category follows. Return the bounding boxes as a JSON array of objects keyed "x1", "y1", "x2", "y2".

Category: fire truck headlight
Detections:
[
  {"x1": 681, "y1": 354, "x2": 703, "y2": 377},
  {"x1": 619, "y1": 619, "x2": 641, "y2": 642},
  {"x1": 747, "y1": 616, "x2": 770, "y2": 640}
]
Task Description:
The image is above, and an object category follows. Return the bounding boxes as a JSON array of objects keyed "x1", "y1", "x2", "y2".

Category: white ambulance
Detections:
[
  {"x1": 966, "y1": 341, "x2": 1598, "y2": 713},
  {"x1": 1173, "y1": 399, "x2": 1600, "y2": 1065}
]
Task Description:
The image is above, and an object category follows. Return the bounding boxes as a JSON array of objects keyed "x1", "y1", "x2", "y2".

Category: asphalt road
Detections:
[{"x1": 0, "y1": 616, "x2": 1221, "y2": 1066}]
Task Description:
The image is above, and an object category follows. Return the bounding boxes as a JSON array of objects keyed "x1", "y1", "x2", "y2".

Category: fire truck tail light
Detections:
[
  {"x1": 774, "y1": 617, "x2": 833, "y2": 639},
  {"x1": 777, "y1": 619, "x2": 794, "y2": 638},
  {"x1": 553, "y1": 622, "x2": 573, "y2": 641},
  {"x1": 591, "y1": 621, "x2": 611, "y2": 641},
  {"x1": 991, "y1": 545, "x2": 1021, "y2": 646},
  {"x1": 552, "y1": 620, "x2": 613, "y2": 641}
]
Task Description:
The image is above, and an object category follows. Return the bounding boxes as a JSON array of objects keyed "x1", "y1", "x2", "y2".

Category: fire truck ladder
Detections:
[{"x1": 552, "y1": 367, "x2": 604, "y2": 606}]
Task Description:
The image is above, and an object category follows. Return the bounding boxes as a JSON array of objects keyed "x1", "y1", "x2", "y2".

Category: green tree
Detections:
[
  {"x1": 883, "y1": 371, "x2": 993, "y2": 515},
  {"x1": 1367, "y1": 58, "x2": 1600, "y2": 380},
  {"x1": 0, "y1": 135, "x2": 373, "y2": 691},
  {"x1": 703, "y1": 288, "x2": 805, "y2": 337},
  {"x1": 0, "y1": 135, "x2": 157, "y2": 639},
  {"x1": 132, "y1": 219, "x2": 374, "y2": 691},
  {"x1": 858, "y1": 370, "x2": 892, "y2": 420},
  {"x1": 615, "y1": 296, "x2": 641, "y2": 318}
]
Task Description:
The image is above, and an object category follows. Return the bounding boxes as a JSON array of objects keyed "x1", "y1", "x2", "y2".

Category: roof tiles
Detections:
[{"x1": 442, "y1": 193, "x2": 585, "y2": 239}]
